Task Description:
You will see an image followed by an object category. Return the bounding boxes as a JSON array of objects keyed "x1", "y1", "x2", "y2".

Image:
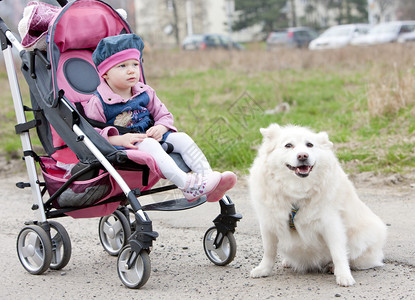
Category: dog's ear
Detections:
[
  {"x1": 317, "y1": 131, "x2": 333, "y2": 149},
  {"x1": 260, "y1": 123, "x2": 281, "y2": 142}
]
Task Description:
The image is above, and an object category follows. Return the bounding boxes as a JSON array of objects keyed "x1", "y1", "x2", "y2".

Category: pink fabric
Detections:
[
  {"x1": 64, "y1": 168, "x2": 161, "y2": 218},
  {"x1": 93, "y1": 126, "x2": 164, "y2": 178},
  {"x1": 42, "y1": 153, "x2": 162, "y2": 219},
  {"x1": 18, "y1": 1, "x2": 61, "y2": 50},
  {"x1": 52, "y1": 50, "x2": 99, "y2": 164},
  {"x1": 56, "y1": 50, "x2": 101, "y2": 103},
  {"x1": 50, "y1": 126, "x2": 79, "y2": 164},
  {"x1": 97, "y1": 49, "x2": 141, "y2": 76},
  {"x1": 84, "y1": 82, "x2": 177, "y2": 133},
  {"x1": 48, "y1": 0, "x2": 131, "y2": 104},
  {"x1": 52, "y1": 0, "x2": 130, "y2": 52}
]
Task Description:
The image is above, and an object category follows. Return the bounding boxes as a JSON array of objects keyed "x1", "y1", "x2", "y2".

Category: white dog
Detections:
[{"x1": 249, "y1": 124, "x2": 387, "y2": 286}]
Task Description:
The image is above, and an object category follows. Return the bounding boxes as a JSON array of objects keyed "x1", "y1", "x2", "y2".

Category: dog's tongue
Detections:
[{"x1": 296, "y1": 165, "x2": 311, "y2": 176}]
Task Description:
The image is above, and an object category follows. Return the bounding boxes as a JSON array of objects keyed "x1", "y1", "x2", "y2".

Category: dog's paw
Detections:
[
  {"x1": 335, "y1": 273, "x2": 356, "y2": 287},
  {"x1": 281, "y1": 259, "x2": 291, "y2": 268},
  {"x1": 250, "y1": 266, "x2": 272, "y2": 278}
]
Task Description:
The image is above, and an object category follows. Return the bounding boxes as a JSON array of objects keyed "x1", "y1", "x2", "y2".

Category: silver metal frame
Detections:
[{"x1": 3, "y1": 37, "x2": 46, "y2": 222}]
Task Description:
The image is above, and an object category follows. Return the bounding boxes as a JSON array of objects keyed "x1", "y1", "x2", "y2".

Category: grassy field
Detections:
[{"x1": 1, "y1": 43, "x2": 415, "y2": 175}]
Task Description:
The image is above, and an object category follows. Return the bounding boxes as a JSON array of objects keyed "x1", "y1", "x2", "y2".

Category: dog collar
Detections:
[{"x1": 289, "y1": 205, "x2": 300, "y2": 230}]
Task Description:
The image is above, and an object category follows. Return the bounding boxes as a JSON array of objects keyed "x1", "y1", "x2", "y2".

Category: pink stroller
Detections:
[{"x1": 0, "y1": 0, "x2": 241, "y2": 289}]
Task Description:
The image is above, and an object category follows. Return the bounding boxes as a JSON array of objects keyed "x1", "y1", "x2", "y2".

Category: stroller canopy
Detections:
[{"x1": 49, "y1": 0, "x2": 132, "y2": 101}]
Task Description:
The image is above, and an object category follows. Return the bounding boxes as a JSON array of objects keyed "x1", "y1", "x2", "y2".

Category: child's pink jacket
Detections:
[
  {"x1": 84, "y1": 81, "x2": 177, "y2": 134},
  {"x1": 83, "y1": 81, "x2": 178, "y2": 179}
]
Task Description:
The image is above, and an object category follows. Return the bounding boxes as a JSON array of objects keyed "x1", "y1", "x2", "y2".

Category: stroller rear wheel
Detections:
[
  {"x1": 203, "y1": 226, "x2": 237, "y2": 266},
  {"x1": 117, "y1": 245, "x2": 151, "y2": 289},
  {"x1": 16, "y1": 225, "x2": 53, "y2": 275},
  {"x1": 99, "y1": 209, "x2": 132, "y2": 256},
  {"x1": 48, "y1": 221, "x2": 72, "y2": 270}
]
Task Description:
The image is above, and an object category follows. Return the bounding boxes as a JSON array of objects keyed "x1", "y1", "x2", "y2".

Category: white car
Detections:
[
  {"x1": 398, "y1": 31, "x2": 415, "y2": 43},
  {"x1": 351, "y1": 21, "x2": 415, "y2": 46},
  {"x1": 309, "y1": 24, "x2": 370, "y2": 50}
]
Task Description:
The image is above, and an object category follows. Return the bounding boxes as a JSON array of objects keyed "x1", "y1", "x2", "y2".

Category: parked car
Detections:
[
  {"x1": 266, "y1": 27, "x2": 318, "y2": 50},
  {"x1": 308, "y1": 23, "x2": 371, "y2": 50},
  {"x1": 351, "y1": 21, "x2": 415, "y2": 46},
  {"x1": 181, "y1": 34, "x2": 244, "y2": 50},
  {"x1": 398, "y1": 31, "x2": 415, "y2": 43}
]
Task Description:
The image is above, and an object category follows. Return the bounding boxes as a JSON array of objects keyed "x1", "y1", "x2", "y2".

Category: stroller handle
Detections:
[{"x1": 0, "y1": 18, "x2": 23, "y2": 53}]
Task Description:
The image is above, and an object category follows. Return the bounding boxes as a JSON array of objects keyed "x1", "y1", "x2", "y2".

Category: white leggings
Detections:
[{"x1": 137, "y1": 132, "x2": 212, "y2": 188}]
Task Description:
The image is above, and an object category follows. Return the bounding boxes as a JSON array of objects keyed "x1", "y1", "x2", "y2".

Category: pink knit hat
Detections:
[{"x1": 96, "y1": 48, "x2": 140, "y2": 76}]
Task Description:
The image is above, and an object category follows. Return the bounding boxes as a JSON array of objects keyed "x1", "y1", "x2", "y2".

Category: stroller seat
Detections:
[{"x1": 49, "y1": 46, "x2": 193, "y2": 216}]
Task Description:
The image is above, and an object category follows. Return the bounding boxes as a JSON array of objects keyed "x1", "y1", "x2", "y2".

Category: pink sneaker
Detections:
[
  {"x1": 205, "y1": 171, "x2": 237, "y2": 202},
  {"x1": 181, "y1": 172, "x2": 221, "y2": 202}
]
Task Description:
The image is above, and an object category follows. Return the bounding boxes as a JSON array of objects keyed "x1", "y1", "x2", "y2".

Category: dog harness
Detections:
[{"x1": 289, "y1": 205, "x2": 300, "y2": 230}]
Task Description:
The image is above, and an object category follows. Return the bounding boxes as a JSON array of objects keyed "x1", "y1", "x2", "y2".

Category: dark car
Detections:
[
  {"x1": 182, "y1": 34, "x2": 244, "y2": 50},
  {"x1": 266, "y1": 27, "x2": 318, "y2": 50}
]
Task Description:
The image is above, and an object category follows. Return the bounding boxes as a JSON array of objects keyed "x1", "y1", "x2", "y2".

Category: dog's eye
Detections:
[
  {"x1": 306, "y1": 142, "x2": 314, "y2": 148},
  {"x1": 285, "y1": 143, "x2": 294, "y2": 148}
]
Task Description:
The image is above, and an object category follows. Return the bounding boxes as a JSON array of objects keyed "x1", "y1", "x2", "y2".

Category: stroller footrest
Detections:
[{"x1": 141, "y1": 196, "x2": 206, "y2": 211}]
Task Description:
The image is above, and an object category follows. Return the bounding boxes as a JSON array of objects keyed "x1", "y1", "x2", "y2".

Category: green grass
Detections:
[
  {"x1": 1, "y1": 45, "x2": 414, "y2": 176},
  {"x1": 149, "y1": 65, "x2": 414, "y2": 175}
]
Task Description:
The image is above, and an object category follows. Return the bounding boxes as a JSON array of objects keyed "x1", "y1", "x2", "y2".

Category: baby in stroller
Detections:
[
  {"x1": 1, "y1": 0, "x2": 242, "y2": 290},
  {"x1": 84, "y1": 33, "x2": 237, "y2": 203}
]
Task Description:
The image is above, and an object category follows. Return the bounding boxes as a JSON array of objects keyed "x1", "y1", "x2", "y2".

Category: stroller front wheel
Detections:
[
  {"x1": 203, "y1": 226, "x2": 236, "y2": 266},
  {"x1": 16, "y1": 225, "x2": 53, "y2": 275},
  {"x1": 117, "y1": 245, "x2": 151, "y2": 289},
  {"x1": 98, "y1": 209, "x2": 131, "y2": 256},
  {"x1": 48, "y1": 221, "x2": 72, "y2": 270}
]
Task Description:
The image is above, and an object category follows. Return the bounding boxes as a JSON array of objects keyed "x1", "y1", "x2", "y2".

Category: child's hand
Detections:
[
  {"x1": 108, "y1": 133, "x2": 147, "y2": 149},
  {"x1": 146, "y1": 125, "x2": 169, "y2": 141}
]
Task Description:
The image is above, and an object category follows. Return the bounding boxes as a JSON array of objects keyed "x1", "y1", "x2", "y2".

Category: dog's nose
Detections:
[{"x1": 297, "y1": 152, "x2": 309, "y2": 161}]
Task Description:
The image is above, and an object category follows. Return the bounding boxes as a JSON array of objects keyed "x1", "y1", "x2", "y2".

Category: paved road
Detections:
[{"x1": 0, "y1": 174, "x2": 414, "y2": 299}]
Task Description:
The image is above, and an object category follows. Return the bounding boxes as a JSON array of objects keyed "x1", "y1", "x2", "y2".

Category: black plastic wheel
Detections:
[
  {"x1": 16, "y1": 225, "x2": 53, "y2": 275},
  {"x1": 98, "y1": 209, "x2": 132, "y2": 256},
  {"x1": 203, "y1": 226, "x2": 237, "y2": 266},
  {"x1": 117, "y1": 245, "x2": 151, "y2": 289},
  {"x1": 48, "y1": 221, "x2": 72, "y2": 270}
]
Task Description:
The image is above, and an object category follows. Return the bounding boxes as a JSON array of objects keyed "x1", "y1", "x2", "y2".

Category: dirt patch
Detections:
[{"x1": 348, "y1": 170, "x2": 415, "y2": 191}]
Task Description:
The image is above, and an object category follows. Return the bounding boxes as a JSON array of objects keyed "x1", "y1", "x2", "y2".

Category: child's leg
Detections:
[
  {"x1": 138, "y1": 138, "x2": 188, "y2": 188},
  {"x1": 164, "y1": 132, "x2": 212, "y2": 175},
  {"x1": 138, "y1": 137, "x2": 222, "y2": 202},
  {"x1": 165, "y1": 132, "x2": 237, "y2": 202}
]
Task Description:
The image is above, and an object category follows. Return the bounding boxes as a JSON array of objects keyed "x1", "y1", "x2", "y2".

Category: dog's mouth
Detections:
[{"x1": 286, "y1": 164, "x2": 314, "y2": 178}]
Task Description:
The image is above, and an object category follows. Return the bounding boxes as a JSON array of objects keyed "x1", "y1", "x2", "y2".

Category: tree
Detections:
[
  {"x1": 233, "y1": 0, "x2": 288, "y2": 33},
  {"x1": 397, "y1": 0, "x2": 415, "y2": 20},
  {"x1": 326, "y1": 0, "x2": 368, "y2": 25},
  {"x1": 233, "y1": 0, "x2": 368, "y2": 34}
]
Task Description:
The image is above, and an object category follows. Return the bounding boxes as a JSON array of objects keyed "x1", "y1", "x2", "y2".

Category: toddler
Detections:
[{"x1": 84, "y1": 34, "x2": 236, "y2": 202}]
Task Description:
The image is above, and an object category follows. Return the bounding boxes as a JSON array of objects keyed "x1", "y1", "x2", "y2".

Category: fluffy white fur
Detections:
[{"x1": 249, "y1": 124, "x2": 387, "y2": 286}]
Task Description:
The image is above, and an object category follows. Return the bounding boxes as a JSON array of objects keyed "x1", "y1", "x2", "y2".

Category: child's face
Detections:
[{"x1": 103, "y1": 59, "x2": 140, "y2": 92}]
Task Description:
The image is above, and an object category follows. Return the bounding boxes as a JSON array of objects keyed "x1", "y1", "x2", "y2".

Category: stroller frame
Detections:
[{"x1": 0, "y1": 0, "x2": 241, "y2": 289}]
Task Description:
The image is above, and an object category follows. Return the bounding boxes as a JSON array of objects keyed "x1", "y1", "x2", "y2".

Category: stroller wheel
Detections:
[
  {"x1": 16, "y1": 225, "x2": 53, "y2": 275},
  {"x1": 203, "y1": 226, "x2": 237, "y2": 266},
  {"x1": 117, "y1": 245, "x2": 151, "y2": 289},
  {"x1": 48, "y1": 221, "x2": 72, "y2": 270},
  {"x1": 98, "y1": 210, "x2": 131, "y2": 256}
]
